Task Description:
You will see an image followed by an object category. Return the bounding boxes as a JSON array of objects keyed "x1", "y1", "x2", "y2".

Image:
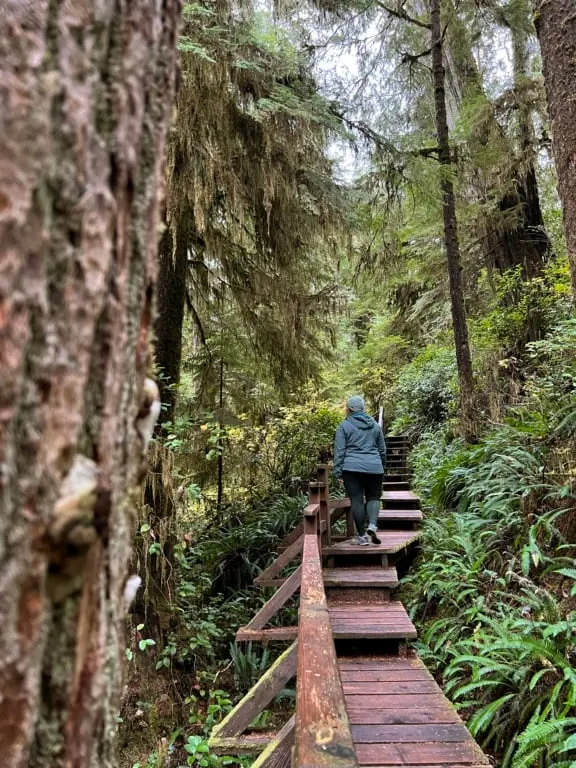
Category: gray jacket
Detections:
[{"x1": 333, "y1": 412, "x2": 386, "y2": 477}]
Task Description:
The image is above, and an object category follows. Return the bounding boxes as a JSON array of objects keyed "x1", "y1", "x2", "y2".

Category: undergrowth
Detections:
[{"x1": 404, "y1": 349, "x2": 576, "y2": 767}]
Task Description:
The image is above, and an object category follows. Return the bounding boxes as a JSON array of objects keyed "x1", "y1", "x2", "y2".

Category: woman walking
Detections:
[{"x1": 333, "y1": 396, "x2": 386, "y2": 545}]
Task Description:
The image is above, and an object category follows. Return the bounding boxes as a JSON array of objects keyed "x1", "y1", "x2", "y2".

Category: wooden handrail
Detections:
[{"x1": 293, "y1": 521, "x2": 357, "y2": 767}]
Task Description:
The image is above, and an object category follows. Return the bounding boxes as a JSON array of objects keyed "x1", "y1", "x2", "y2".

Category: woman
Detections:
[{"x1": 333, "y1": 395, "x2": 386, "y2": 545}]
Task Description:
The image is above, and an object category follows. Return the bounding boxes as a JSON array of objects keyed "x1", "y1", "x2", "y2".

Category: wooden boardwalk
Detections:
[{"x1": 210, "y1": 436, "x2": 490, "y2": 768}]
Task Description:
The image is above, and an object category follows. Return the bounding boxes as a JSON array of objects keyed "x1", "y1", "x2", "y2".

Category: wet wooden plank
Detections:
[
  {"x1": 345, "y1": 694, "x2": 447, "y2": 709},
  {"x1": 330, "y1": 603, "x2": 408, "y2": 613},
  {"x1": 378, "y1": 509, "x2": 423, "y2": 521},
  {"x1": 295, "y1": 533, "x2": 357, "y2": 767},
  {"x1": 347, "y1": 708, "x2": 462, "y2": 726},
  {"x1": 323, "y1": 531, "x2": 421, "y2": 556},
  {"x1": 339, "y1": 658, "x2": 421, "y2": 670},
  {"x1": 340, "y1": 669, "x2": 433, "y2": 682},
  {"x1": 339, "y1": 656, "x2": 489, "y2": 766},
  {"x1": 381, "y1": 491, "x2": 419, "y2": 501},
  {"x1": 323, "y1": 568, "x2": 398, "y2": 588},
  {"x1": 343, "y1": 681, "x2": 438, "y2": 695},
  {"x1": 354, "y1": 742, "x2": 488, "y2": 765},
  {"x1": 351, "y1": 724, "x2": 473, "y2": 743}
]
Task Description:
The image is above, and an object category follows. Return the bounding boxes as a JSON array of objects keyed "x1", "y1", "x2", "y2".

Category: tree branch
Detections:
[
  {"x1": 329, "y1": 106, "x2": 440, "y2": 160},
  {"x1": 401, "y1": 46, "x2": 432, "y2": 64},
  {"x1": 374, "y1": 0, "x2": 431, "y2": 29}
]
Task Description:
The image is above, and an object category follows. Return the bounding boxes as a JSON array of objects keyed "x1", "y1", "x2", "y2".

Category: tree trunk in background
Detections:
[
  {"x1": 0, "y1": 3, "x2": 180, "y2": 767},
  {"x1": 534, "y1": 0, "x2": 576, "y2": 297},
  {"x1": 430, "y1": 0, "x2": 476, "y2": 439},
  {"x1": 142, "y1": 214, "x2": 191, "y2": 637},
  {"x1": 441, "y1": 0, "x2": 550, "y2": 283},
  {"x1": 154, "y1": 220, "x2": 189, "y2": 425}
]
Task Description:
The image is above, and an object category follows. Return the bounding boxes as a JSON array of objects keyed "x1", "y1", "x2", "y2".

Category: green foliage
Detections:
[
  {"x1": 183, "y1": 734, "x2": 241, "y2": 766},
  {"x1": 389, "y1": 347, "x2": 458, "y2": 434},
  {"x1": 474, "y1": 259, "x2": 572, "y2": 352},
  {"x1": 226, "y1": 399, "x2": 342, "y2": 494},
  {"x1": 405, "y1": 402, "x2": 576, "y2": 767}
]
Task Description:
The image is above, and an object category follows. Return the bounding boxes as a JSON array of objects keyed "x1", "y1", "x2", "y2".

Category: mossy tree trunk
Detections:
[
  {"x1": 442, "y1": 0, "x2": 550, "y2": 284},
  {"x1": 533, "y1": 0, "x2": 576, "y2": 297},
  {"x1": 430, "y1": 0, "x2": 476, "y2": 439},
  {"x1": 0, "y1": 2, "x2": 180, "y2": 766}
]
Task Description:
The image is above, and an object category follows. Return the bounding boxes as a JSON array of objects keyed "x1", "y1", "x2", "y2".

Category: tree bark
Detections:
[
  {"x1": 430, "y1": 0, "x2": 476, "y2": 438},
  {"x1": 0, "y1": 2, "x2": 180, "y2": 766},
  {"x1": 533, "y1": 0, "x2": 576, "y2": 296}
]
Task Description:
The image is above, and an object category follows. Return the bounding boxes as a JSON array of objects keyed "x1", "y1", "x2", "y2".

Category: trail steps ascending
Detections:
[{"x1": 210, "y1": 435, "x2": 490, "y2": 768}]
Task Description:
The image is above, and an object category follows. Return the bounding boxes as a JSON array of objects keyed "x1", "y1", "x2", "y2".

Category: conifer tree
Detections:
[{"x1": 533, "y1": 0, "x2": 576, "y2": 296}]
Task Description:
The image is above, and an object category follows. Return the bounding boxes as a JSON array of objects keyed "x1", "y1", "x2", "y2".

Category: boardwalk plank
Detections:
[
  {"x1": 347, "y1": 708, "x2": 462, "y2": 726},
  {"x1": 345, "y1": 694, "x2": 452, "y2": 709},
  {"x1": 351, "y1": 724, "x2": 474, "y2": 743},
  {"x1": 355, "y1": 742, "x2": 488, "y2": 765},
  {"x1": 323, "y1": 568, "x2": 398, "y2": 588},
  {"x1": 323, "y1": 531, "x2": 421, "y2": 556},
  {"x1": 343, "y1": 681, "x2": 439, "y2": 695},
  {"x1": 340, "y1": 670, "x2": 434, "y2": 682}
]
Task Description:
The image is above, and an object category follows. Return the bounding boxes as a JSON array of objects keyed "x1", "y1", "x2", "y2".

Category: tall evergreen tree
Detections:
[
  {"x1": 429, "y1": 0, "x2": 476, "y2": 437},
  {"x1": 533, "y1": 0, "x2": 576, "y2": 297}
]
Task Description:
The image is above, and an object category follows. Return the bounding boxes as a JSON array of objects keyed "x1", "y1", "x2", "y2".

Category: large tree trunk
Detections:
[
  {"x1": 533, "y1": 0, "x2": 576, "y2": 296},
  {"x1": 154, "y1": 218, "x2": 189, "y2": 424},
  {"x1": 0, "y1": 3, "x2": 180, "y2": 767},
  {"x1": 440, "y1": 0, "x2": 550, "y2": 283},
  {"x1": 430, "y1": 0, "x2": 476, "y2": 439}
]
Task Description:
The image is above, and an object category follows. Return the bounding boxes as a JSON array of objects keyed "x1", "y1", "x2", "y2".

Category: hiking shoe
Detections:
[
  {"x1": 366, "y1": 526, "x2": 381, "y2": 545},
  {"x1": 353, "y1": 534, "x2": 370, "y2": 546}
]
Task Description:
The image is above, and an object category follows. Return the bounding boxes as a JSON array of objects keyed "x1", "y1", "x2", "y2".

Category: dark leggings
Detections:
[{"x1": 342, "y1": 471, "x2": 383, "y2": 536}]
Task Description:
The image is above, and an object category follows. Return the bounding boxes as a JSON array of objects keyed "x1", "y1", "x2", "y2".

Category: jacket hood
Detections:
[{"x1": 347, "y1": 412, "x2": 376, "y2": 430}]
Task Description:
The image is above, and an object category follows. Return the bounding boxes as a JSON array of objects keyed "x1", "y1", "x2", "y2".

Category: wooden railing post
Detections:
[
  {"x1": 306, "y1": 482, "x2": 321, "y2": 536},
  {"x1": 317, "y1": 465, "x2": 331, "y2": 546}
]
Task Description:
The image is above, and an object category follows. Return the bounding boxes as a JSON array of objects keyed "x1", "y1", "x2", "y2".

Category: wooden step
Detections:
[
  {"x1": 329, "y1": 602, "x2": 417, "y2": 640},
  {"x1": 339, "y1": 656, "x2": 490, "y2": 767},
  {"x1": 323, "y1": 530, "x2": 421, "y2": 557},
  {"x1": 382, "y1": 491, "x2": 420, "y2": 509},
  {"x1": 236, "y1": 600, "x2": 416, "y2": 643},
  {"x1": 383, "y1": 481, "x2": 411, "y2": 491},
  {"x1": 379, "y1": 509, "x2": 423, "y2": 526},
  {"x1": 323, "y1": 567, "x2": 398, "y2": 589}
]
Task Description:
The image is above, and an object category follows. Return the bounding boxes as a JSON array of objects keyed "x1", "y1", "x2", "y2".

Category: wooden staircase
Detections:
[{"x1": 209, "y1": 435, "x2": 490, "y2": 768}]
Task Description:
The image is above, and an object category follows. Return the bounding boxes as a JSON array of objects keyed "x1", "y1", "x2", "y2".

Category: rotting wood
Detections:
[
  {"x1": 236, "y1": 626, "x2": 298, "y2": 642},
  {"x1": 251, "y1": 715, "x2": 295, "y2": 768},
  {"x1": 208, "y1": 733, "x2": 274, "y2": 755},
  {"x1": 210, "y1": 642, "x2": 297, "y2": 747},
  {"x1": 294, "y1": 533, "x2": 357, "y2": 767}
]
